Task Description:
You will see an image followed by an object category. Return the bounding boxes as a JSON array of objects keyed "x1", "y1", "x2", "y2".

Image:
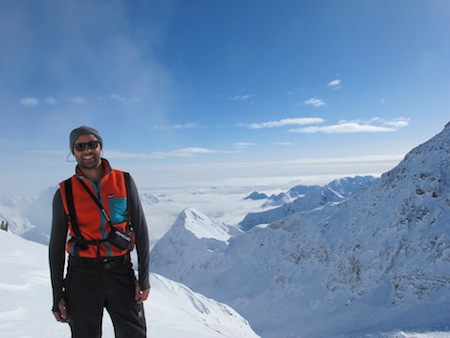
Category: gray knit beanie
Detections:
[{"x1": 69, "y1": 126, "x2": 103, "y2": 150}]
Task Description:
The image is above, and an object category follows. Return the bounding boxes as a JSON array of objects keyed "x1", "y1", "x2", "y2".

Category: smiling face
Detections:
[{"x1": 72, "y1": 133, "x2": 102, "y2": 171}]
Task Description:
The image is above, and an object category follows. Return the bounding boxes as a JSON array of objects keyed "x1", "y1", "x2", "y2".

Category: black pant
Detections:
[{"x1": 66, "y1": 255, "x2": 146, "y2": 338}]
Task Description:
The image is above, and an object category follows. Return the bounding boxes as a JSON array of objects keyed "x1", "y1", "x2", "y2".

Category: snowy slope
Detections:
[
  {"x1": 0, "y1": 230, "x2": 259, "y2": 338},
  {"x1": 151, "y1": 122, "x2": 450, "y2": 337},
  {"x1": 151, "y1": 208, "x2": 243, "y2": 285},
  {"x1": 179, "y1": 207, "x2": 242, "y2": 241},
  {"x1": 140, "y1": 192, "x2": 162, "y2": 206}
]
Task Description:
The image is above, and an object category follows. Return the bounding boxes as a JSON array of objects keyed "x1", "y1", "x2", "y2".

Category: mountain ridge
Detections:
[{"x1": 239, "y1": 175, "x2": 378, "y2": 231}]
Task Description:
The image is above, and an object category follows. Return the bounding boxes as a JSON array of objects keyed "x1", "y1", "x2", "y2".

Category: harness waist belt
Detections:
[{"x1": 69, "y1": 254, "x2": 129, "y2": 269}]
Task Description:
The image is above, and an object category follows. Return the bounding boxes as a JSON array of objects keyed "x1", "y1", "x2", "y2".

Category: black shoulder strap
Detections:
[
  {"x1": 77, "y1": 179, "x2": 113, "y2": 225},
  {"x1": 64, "y1": 178, "x2": 83, "y2": 239},
  {"x1": 123, "y1": 172, "x2": 131, "y2": 223},
  {"x1": 77, "y1": 172, "x2": 132, "y2": 226}
]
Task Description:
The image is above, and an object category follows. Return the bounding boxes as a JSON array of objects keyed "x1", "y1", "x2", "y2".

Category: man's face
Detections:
[{"x1": 72, "y1": 134, "x2": 102, "y2": 170}]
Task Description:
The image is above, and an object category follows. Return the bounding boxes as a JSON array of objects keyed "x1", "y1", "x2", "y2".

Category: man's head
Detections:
[
  {"x1": 69, "y1": 126, "x2": 103, "y2": 151},
  {"x1": 69, "y1": 126, "x2": 103, "y2": 170}
]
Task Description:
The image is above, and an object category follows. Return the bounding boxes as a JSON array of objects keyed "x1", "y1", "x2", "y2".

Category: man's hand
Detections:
[
  {"x1": 52, "y1": 298, "x2": 69, "y2": 323},
  {"x1": 135, "y1": 283, "x2": 150, "y2": 304}
]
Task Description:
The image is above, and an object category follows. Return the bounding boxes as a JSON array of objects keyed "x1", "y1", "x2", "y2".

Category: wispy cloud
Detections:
[
  {"x1": 304, "y1": 97, "x2": 326, "y2": 108},
  {"x1": 289, "y1": 117, "x2": 410, "y2": 134},
  {"x1": 102, "y1": 94, "x2": 140, "y2": 104},
  {"x1": 233, "y1": 142, "x2": 256, "y2": 150},
  {"x1": 172, "y1": 122, "x2": 200, "y2": 129},
  {"x1": 274, "y1": 142, "x2": 293, "y2": 146},
  {"x1": 239, "y1": 117, "x2": 324, "y2": 129},
  {"x1": 20, "y1": 97, "x2": 39, "y2": 107},
  {"x1": 230, "y1": 94, "x2": 254, "y2": 102},
  {"x1": 381, "y1": 117, "x2": 410, "y2": 128},
  {"x1": 327, "y1": 79, "x2": 342, "y2": 89},
  {"x1": 20, "y1": 95, "x2": 94, "y2": 107}
]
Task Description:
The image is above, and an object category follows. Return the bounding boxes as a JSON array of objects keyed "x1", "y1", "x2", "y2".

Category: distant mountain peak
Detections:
[
  {"x1": 243, "y1": 191, "x2": 268, "y2": 200},
  {"x1": 140, "y1": 192, "x2": 162, "y2": 205},
  {"x1": 174, "y1": 207, "x2": 241, "y2": 241}
]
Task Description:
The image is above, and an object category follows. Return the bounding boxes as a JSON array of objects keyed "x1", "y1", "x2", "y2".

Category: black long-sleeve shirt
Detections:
[{"x1": 49, "y1": 174, "x2": 150, "y2": 312}]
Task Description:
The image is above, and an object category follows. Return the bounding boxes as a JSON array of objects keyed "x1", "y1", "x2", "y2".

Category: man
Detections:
[{"x1": 49, "y1": 126, "x2": 150, "y2": 338}]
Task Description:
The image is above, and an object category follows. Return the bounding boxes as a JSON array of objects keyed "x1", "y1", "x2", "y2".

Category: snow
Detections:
[
  {"x1": 177, "y1": 207, "x2": 242, "y2": 241},
  {"x1": 0, "y1": 230, "x2": 259, "y2": 338},
  {"x1": 151, "y1": 123, "x2": 450, "y2": 337}
]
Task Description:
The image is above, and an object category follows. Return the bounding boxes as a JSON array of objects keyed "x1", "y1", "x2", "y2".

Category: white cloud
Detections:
[
  {"x1": 241, "y1": 117, "x2": 324, "y2": 129},
  {"x1": 304, "y1": 97, "x2": 326, "y2": 108},
  {"x1": 230, "y1": 94, "x2": 254, "y2": 102},
  {"x1": 172, "y1": 122, "x2": 200, "y2": 129},
  {"x1": 274, "y1": 142, "x2": 293, "y2": 146},
  {"x1": 289, "y1": 118, "x2": 410, "y2": 134},
  {"x1": 328, "y1": 79, "x2": 341, "y2": 87},
  {"x1": 291, "y1": 123, "x2": 394, "y2": 134},
  {"x1": 233, "y1": 142, "x2": 256, "y2": 150},
  {"x1": 382, "y1": 118, "x2": 410, "y2": 128},
  {"x1": 68, "y1": 96, "x2": 86, "y2": 104},
  {"x1": 106, "y1": 94, "x2": 140, "y2": 104},
  {"x1": 20, "y1": 97, "x2": 39, "y2": 107}
]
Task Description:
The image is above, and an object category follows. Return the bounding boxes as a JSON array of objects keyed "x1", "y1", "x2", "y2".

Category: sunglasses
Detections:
[{"x1": 73, "y1": 140, "x2": 100, "y2": 152}]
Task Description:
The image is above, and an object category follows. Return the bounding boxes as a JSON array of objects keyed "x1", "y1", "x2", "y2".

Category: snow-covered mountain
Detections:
[
  {"x1": 261, "y1": 175, "x2": 378, "y2": 208},
  {"x1": 151, "y1": 122, "x2": 450, "y2": 337},
  {"x1": 239, "y1": 175, "x2": 378, "y2": 231},
  {"x1": 0, "y1": 185, "x2": 57, "y2": 244},
  {"x1": 0, "y1": 188, "x2": 35, "y2": 236},
  {"x1": 243, "y1": 191, "x2": 269, "y2": 201},
  {"x1": 151, "y1": 208, "x2": 243, "y2": 285},
  {"x1": 140, "y1": 192, "x2": 163, "y2": 205},
  {"x1": 20, "y1": 185, "x2": 58, "y2": 244},
  {"x1": 0, "y1": 230, "x2": 259, "y2": 338}
]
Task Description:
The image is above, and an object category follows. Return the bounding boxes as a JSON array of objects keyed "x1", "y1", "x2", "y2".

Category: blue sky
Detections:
[{"x1": 1, "y1": 0, "x2": 450, "y2": 196}]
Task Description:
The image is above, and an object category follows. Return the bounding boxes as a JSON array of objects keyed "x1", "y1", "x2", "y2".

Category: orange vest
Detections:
[{"x1": 60, "y1": 160, "x2": 129, "y2": 258}]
